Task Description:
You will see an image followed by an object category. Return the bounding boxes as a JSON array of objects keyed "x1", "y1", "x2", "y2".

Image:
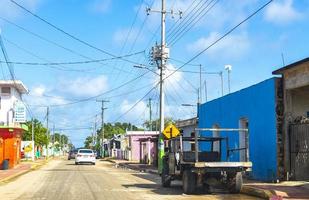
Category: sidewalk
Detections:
[
  {"x1": 103, "y1": 158, "x2": 158, "y2": 174},
  {"x1": 242, "y1": 181, "x2": 309, "y2": 199},
  {"x1": 104, "y1": 158, "x2": 309, "y2": 199},
  {"x1": 0, "y1": 158, "x2": 52, "y2": 183}
]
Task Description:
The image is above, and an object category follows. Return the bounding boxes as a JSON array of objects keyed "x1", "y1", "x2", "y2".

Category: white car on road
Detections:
[{"x1": 75, "y1": 149, "x2": 96, "y2": 165}]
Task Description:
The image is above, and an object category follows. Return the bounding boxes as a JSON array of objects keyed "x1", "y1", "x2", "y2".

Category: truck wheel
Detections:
[
  {"x1": 182, "y1": 170, "x2": 196, "y2": 194},
  {"x1": 228, "y1": 172, "x2": 243, "y2": 193},
  {"x1": 161, "y1": 157, "x2": 171, "y2": 187}
]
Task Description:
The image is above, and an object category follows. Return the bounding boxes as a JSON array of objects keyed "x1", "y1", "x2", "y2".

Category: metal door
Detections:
[{"x1": 290, "y1": 123, "x2": 309, "y2": 180}]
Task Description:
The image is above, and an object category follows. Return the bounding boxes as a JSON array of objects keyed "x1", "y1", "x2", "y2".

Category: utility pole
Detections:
[
  {"x1": 52, "y1": 123, "x2": 55, "y2": 156},
  {"x1": 148, "y1": 98, "x2": 152, "y2": 131},
  {"x1": 96, "y1": 100, "x2": 109, "y2": 157},
  {"x1": 220, "y1": 71, "x2": 224, "y2": 96},
  {"x1": 199, "y1": 64, "x2": 202, "y2": 103},
  {"x1": 45, "y1": 106, "x2": 49, "y2": 158},
  {"x1": 225, "y1": 65, "x2": 232, "y2": 94},
  {"x1": 159, "y1": 0, "x2": 167, "y2": 174},
  {"x1": 147, "y1": 0, "x2": 181, "y2": 173},
  {"x1": 31, "y1": 119, "x2": 34, "y2": 161},
  {"x1": 204, "y1": 80, "x2": 208, "y2": 102},
  {"x1": 93, "y1": 115, "x2": 97, "y2": 148}
]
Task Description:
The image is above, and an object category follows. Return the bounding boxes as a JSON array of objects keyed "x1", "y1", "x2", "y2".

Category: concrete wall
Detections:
[
  {"x1": 283, "y1": 62, "x2": 309, "y2": 90},
  {"x1": 290, "y1": 86, "x2": 309, "y2": 117},
  {"x1": 180, "y1": 125, "x2": 195, "y2": 151},
  {"x1": 0, "y1": 87, "x2": 22, "y2": 126},
  {"x1": 129, "y1": 135, "x2": 157, "y2": 162},
  {"x1": 198, "y1": 78, "x2": 278, "y2": 181}
]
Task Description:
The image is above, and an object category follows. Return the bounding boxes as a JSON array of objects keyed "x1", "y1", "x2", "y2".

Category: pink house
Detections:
[{"x1": 126, "y1": 131, "x2": 159, "y2": 165}]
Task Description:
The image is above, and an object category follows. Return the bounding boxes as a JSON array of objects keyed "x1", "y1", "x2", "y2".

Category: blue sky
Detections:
[{"x1": 0, "y1": 0, "x2": 308, "y2": 147}]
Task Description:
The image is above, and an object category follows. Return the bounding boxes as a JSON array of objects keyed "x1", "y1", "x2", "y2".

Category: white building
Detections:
[
  {"x1": 176, "y1": 117, "x2": 198, "y2": 151},
  {"x1": 0, "y1": 80, "x2": 28, "y2": 127}
]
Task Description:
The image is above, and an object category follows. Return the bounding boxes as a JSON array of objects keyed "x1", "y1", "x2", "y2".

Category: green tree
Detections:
[
  {"x1": 50, "y1": 133, "x2": 69, "y2": 148},
  {"x1": 84, "y1": 136, "x2": 93, "y2": 149},
  {"x1": 22, "y1": 119, "x2": 49, "y2": 146},
  {"x1": 84, "y1": 122, "x2": 143, "y2": 151},
  {"x1": 143, "y1": 118, "x2": 175, "y2": 131}
]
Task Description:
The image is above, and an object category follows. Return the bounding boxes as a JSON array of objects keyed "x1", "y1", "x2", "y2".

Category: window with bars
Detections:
[{"x1": 1, "y1": 87, "x2": 11, "y2": 95}]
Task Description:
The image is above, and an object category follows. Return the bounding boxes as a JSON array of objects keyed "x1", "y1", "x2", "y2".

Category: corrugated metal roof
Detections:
[{"x1": 272, "y1": 57, "x2": 309, "y2": 75}]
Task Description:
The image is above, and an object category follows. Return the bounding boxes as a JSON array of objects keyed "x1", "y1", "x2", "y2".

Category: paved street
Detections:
[{"x1": 0, "y1": 159, "x2": 260, "y2": 200}]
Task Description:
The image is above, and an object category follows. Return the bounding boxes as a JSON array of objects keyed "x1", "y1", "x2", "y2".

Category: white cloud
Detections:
[
  {"x1": 60, "y1": 75, "x2": 108, "y2": 97},
  {"x1": 113, "y1": 27, "x2": 145, "y2": 47},
  {"x1": 0, "y1": 0, "x2": 40, "y2": 21},
  {"x1": 152, "y1": 64, "x2": 183, "y2": 92},
  {"x1": 90, "y1": 0, "x2": 111, "y2": 13},
  {"x1": 25, "y1": 84, "x2": 68, "y2": 117},
  {"x1": 265, "y1": 0, "x2": 302, "y2": 25},
  {"x1": 32, "y1": 85, "x2": 45, "y2": 96},
  {"x1": 200, "y1": 0, "x2": 258, "y2": 29},
  {"x1": 187, "y1": 31, "x2": 250, "y2": 60},
  {"x1": 120, "y1": 99, "x2": 148, "y2": 123}
]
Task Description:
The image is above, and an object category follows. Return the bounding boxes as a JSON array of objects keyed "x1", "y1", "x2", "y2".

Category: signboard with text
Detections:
[{"x1": 14, "y1": 101, "x2": 26, "y2": 123}]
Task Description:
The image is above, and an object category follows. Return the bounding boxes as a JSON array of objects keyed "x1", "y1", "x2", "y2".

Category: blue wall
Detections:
[{"x1": 198, "y1": 78, "x2": 278, "y2": 181}]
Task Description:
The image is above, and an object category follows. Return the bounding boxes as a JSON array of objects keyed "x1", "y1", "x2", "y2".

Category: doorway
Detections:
[
  {"x1": 212, "y1": 124, "x2": 220, "y2": 152},
  {"x1": 239, "y1": 118, "x2": 249, "y2": 162}
]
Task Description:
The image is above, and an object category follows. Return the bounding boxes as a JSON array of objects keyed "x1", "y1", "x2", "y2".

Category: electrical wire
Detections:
[
  {"x1": 0, "y1": 50, "x2": 145, "y2": 66},
  {"x1": 166, "y1": 0, "x2": 202, "y2": 37},
  {"x1": 10, "y1": 0, "x2": 146, "y2": 66},
  {"x1": 164, "y1": 0, "x2": 274, "y2": 83},
  {"x1": 113, "y1": 0, "x2": 156, "y2": 85},
  {"x1": 1, "y1": 36, "x2": 99, "y2": 73},
  {"x1": 0, "y1": 16, "x2": 144, "y2": 74},
  {"x1": 29, "y1": 71, "x2": 150, "y2": 107},
  {"x1": 0, "y1": 16, "x2": 92, "y2": 60},
  {"x1": 169, "y1": 0, "x2": 219, "y2": 46},
  {"x1": 112, "y1": 81, "x2": 159, "y2": 123}
]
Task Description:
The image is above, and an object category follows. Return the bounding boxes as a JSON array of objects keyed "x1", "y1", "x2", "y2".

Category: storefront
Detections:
[{"x1": 0, "y1": 126, "x2": 27, "y2": 169}]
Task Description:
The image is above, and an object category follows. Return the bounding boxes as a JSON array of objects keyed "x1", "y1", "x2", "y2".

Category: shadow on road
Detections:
[
  {"x1": 122, "y1": 183, "x2": 232, "y2": 196},
  {"x1": 129, "y1": 173, "x2": 233, "y2": 196}
]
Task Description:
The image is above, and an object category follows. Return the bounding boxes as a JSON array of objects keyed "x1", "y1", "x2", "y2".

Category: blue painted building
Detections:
[{"x1": 198, "y1": 78, "x2": 281, "y2": 181}]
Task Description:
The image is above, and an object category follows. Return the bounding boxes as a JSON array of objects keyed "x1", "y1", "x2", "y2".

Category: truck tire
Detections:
[
  {"x1": 161, "y1": 157, "x2": 171, "y2": 187},
  {"x1": 182, "y1": 170, "x2": 196, "y2": 194},
  {"x1": 228, "y1": 172, "x2": 243, "y2": 193}
]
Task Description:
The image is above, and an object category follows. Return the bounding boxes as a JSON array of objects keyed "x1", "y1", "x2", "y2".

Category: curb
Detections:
[
  {"x1": 241, "y1": 185, "x2": 274, "y2": 199},
  {"x1": 0, "y1": 159, "x2": 52, "y2": 184},
  {"x1": 103, "y1": 159, "x2": 158, "y2": 175},
  {"x1": 118, "y1": 163, "x2": 158, "y2": 174},
  {"x1": 103, "y1": 159, "x2": 117, "y2": 164}
]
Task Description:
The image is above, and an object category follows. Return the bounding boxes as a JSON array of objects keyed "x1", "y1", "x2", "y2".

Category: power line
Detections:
[
  {"x1": 112, "y1": 82, "x2": 159, "y2": 123},
  {"x1": 0, "y1": 50, "x2": 145, "y2": 66},
  {"x1": 0, "y1": 16, "x2": 144, "y2": 74},
  {"x1": 164, "y1": 0, "x2": 274, "y2": 82},
  {"x1": 112, "y1": 0, "x2": 156, "y2": 85},
  {"x1": 1, "y1": 36, "x2": 98, "y2": 73},
  {"x1": 54, "y1": 127, "x2": 92, "y2": 131},
  {"x1": 167, "y1": 0, "x2": 203, "y2": 38},
  {"x1": 0, "y1": 33, "x2": 15, "y2": 80},
  {"x1": 28, "y1": 71, "x2": 150, "y2": 107},
  {"x1": 0, "y1": 16, "x2": 92, "y2": 59},
  {"x1": 169, "y1": 0, "x2": 219, "y2": 46},
  {"x1": 110, "y1": 0, "x2": 146, "y2": 80},
  {"x1": 9, "y1": 0, "x2": 145, "y2": 66}
]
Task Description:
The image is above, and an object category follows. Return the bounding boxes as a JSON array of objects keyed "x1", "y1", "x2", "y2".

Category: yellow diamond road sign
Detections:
[{"x1": 163, "y1": 124, "x2": 180, "y2": 139}]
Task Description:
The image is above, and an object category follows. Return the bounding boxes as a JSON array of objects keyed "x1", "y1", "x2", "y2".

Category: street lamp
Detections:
[
  {"x1": 133, "y1": 65, "x2": 159, "y2": 76},
  {"x1": 224, "y1": 65, "x2": 232, "y2": 94},
  {"x1": 181, "y1": 103, "x2": 198, "y2": 117},
  {"x1": 181, "y1": 104, "x2": 196, "y2": 107}
]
